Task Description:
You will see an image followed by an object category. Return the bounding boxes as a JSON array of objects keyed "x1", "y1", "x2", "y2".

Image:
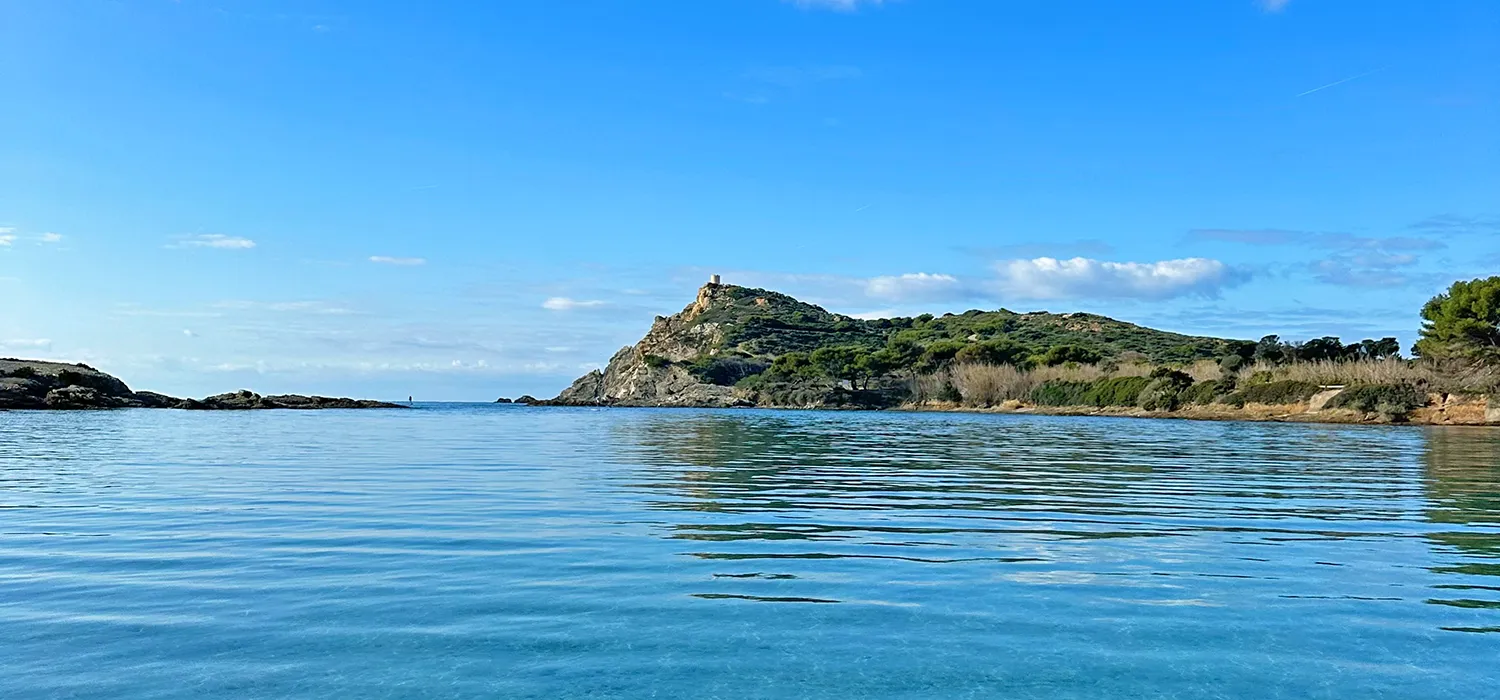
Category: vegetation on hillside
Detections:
[{"x1": 634, "y1": 277, "x2": 1500, "y2": 421}]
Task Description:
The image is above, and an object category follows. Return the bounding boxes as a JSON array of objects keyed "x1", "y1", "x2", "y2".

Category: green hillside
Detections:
[{"x1": 692, "y1": 284, "x2": 1241, "y2": 364}]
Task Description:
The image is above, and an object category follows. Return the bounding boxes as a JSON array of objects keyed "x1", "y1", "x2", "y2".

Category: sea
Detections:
[{"x1": 2, "y1": 404, "x2": 1497, "y2": 698}]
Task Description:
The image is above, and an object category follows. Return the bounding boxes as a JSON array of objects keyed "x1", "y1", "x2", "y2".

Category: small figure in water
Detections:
[{"x1": 408, "y1": 396, "x2": 413, "y2": 405}]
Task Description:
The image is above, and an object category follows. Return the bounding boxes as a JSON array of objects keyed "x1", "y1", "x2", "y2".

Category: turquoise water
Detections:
[{"x1": 2, "y1": 405, "x2": 1497, "y2": 698}]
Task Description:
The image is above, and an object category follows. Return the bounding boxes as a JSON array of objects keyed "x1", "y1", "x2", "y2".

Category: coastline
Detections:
[
  {"x1": 539, "y1": 393, "x2": 1500, "y2": 428},
  {"x1": 893, "y1": 398, "x2": 1500, "y2": 428}
]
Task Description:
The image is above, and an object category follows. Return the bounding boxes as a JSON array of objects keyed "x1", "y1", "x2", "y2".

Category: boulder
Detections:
[
  {"x1": 494, "y1": 397, "x2": 513, "y2": 404},
  {"x1": 44, "y1": 385, "x2": 116, "y2": 409},
  {"x1": 0, "y1": 377, "x2": 48, "y2": 409}
]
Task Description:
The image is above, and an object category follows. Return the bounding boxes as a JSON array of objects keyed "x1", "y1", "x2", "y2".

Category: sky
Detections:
[{"x1": 1, "y1": 0, "x2": 1497, "y2": 401}]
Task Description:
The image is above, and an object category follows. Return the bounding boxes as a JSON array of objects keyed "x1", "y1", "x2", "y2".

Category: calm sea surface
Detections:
[{"x1": 1, "y1": 405, "x2": 1497, "y2": 698}]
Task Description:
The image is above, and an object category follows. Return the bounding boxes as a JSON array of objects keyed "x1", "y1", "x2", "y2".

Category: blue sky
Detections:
[{"x1": 2, "y1": 0, "x2": 1496, "y2": 401}]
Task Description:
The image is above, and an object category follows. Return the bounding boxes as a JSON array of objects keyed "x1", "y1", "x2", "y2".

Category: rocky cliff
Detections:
[
  {"x1": 551, "y1": 283, "x2": 756, "y2": 407},
  {"x1": 548, "y1": 281, "x2": 1241, "y2": 408},
  {"x1": 0, "y1": 358, "x2": 403, "y2": 410}
]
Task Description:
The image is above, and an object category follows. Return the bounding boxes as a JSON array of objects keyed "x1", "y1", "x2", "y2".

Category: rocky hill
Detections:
[
  {"x1": 0, "y1": 358, "x2": 403, "y2": 410},
  {"x1": 550, "y1": 282, "x2": 1243, "y2": 408}
]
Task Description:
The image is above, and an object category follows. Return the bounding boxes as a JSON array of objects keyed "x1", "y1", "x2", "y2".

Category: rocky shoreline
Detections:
[
  {"x1": 0, "y1": 359, "x2": 404, "y2": 411},
  {"x1": 897, "y1": 394, "x2": 1500, "y2": 428}
]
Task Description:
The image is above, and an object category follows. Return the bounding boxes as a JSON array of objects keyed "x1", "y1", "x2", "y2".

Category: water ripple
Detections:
[{"x1": 1, "y1": 406, "x2": 1496, "y2": 698}]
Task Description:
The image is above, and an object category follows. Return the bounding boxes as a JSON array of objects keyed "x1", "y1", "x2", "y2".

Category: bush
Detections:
[
  {"x1": 1220, "y1": 355, "x2": 1246, "y2": 373},
  {"x1": 57, "y1": 370, "x2": 84, "y2": 386},
  {"x1": 7, "y1": 366, "x2": 37, "y2": 379},
  {"x1": 1029, "y1": 376, "x2": 1150, "y2": 408},
  {"x1": 1137, "y1": 369, "x2": 1194, "y2": 411},
  {"x1": 1030, "y1": 380, "x2": 1095, "y2": 406},
  {"x1": 1326, "y1": 383, "x2": 1426, "y2": 418},
  {"x1": 1039, "y1": 345, "x2": 1104, "y2": 367},
  {"x1": 954, "y1": 339, "x2": 1031, "y2": 367},
  {"x1": 1181, "y1": 380, "x2": 1225, "y2": 405},
  {"x1": 1088, "y1": 376, "x2": 1151, "y2": 407},
  {"x1": 690, "y1": 355, "x2": 769, "y2": 386},
  {"x1": 1221, "y1": 380, "x2": 1322, "y2": 408},
  {"x1": 643, "y1": 354, "x2": 670, "y2": 369},
  {"x1": 917, "y1": 340, "x2": 967, "y2": 373}
]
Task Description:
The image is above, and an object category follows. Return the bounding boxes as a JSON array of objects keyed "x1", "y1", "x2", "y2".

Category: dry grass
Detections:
[
  {"x1": 1029, "y1": 364, "x2": 1110, "y2": 383},
  {"x1": 910, "y1": 371, "x2": 956, "y2": 403},
  {"x1": 951, "y1": 364, "x2": 1034, "y2": 406},
  {"x1": 919, "y1": 357, "x2": 1500, "y2": 409},
  {"x1": 1109, "y1": 361, "x2": 1155, "y2": 378},
  {"x1": 949, "y1": 363, "x2": 1112, "y2": 407},
  {"x1": 1234, "y1": 359, "x2": 1433, "y2": 387},
  {"x1": 1184, "y1": 359, "x2": 1223, "y2": 383}
]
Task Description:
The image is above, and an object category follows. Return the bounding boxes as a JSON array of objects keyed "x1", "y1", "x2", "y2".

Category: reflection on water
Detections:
[
  {"x1": 1, "y1": 406, "x2": 1497, "y2": 699},
  {"x1": 1422, "y1": 429, "x2": 1500, "y2": 621}
]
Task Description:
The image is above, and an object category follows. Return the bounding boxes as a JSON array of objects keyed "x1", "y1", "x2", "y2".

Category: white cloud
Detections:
[
  {"x1": 0, "y1": 227, "x2": 15, "y2": 246},
  {"x1": 40, "y1": 232, "x2": 63, "y2": 243},
  {"x1": 0, "y1": 338, "x2": 52, "y2": 350},
  {"x1": 994, "y1": 257, "x2": 1242, "y2": 300},
  {"x1": 182, "y1": 329, "x2": 198, "y2": 338},
  {"x1": 173, "y1": 234, "x2": 256, "y2": 250},
  {"x1": 542, "y1": 297, "x2": 607, "y2": 311},
  {"x1": 1260, "y1": 0, "x2": 1290, "y2": 11},
  {"x1": 849, "y1": 309, "x2": 898, "y2": 320},
  {"x1": 789, "y1": 0, "x2": 884, "y2": 11},
  {"x1": 865, "y1": 273, "x2": 966, "y2": 302},
  {"x1": 369, "y1": 256, "x2": 426, "y2": 266}
]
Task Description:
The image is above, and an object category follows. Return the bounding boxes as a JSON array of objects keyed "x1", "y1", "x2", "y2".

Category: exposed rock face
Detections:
[
  {"x1": 1, "y1": 359, "x2": 157, "y2": 409},
  {"x1": 494, "y1": 397, "x2": 513, "y2": 404},
  {"x1": 549, "y1": 284, "x2": 751, "y2": 407},
  {"x1": 0, "y1": 358, "x2": 402, "y2": 411},
  {"x1": 186, "y1": 390, "x2": 403, "y2": 410}
]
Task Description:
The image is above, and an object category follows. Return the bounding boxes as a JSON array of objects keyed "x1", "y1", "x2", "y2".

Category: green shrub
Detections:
[
  {"x1": 57, "y1": 370, "x2": 84, "y2": 386},
  {"x1": 1031, "y1": 380, "x2": 1095, "y2": 406},
  {"x1": 1221, "y1": 380, "x2": 1322, "y2": 407},
  {"x1": 1242, "y1": 371, "x2": 1276, "y2": 386},
  {"x1": 8, "y1": 366, "x2": 37, "y2": 379},
  {"x1": 1326, "y1": 383, "x2": 1426, "y2": 417},
  {"x1": 690, "y1": 355, "x2": 769, "y2": 386},
  {"x1": 1039, "y1": 345, "x2": 1104, "y2": 367},
  {"x1": 917, "y1": 340, "x2": 967, "y2": 373},
  {"x1": 1029, "y1": 376, "x2": 1150, "y2": 407},
  {"x1": 1219, "y1": 355, "x2": 1245, "y2": 373},
  {"x1": 1088, "y1": 376, "x2": 1151, "y2": 407},
  {"x1": 1181, "y1": 380, "x2": 1224, "y2": 405},
  {"x1": 643, "y1": 354, "x2": 670, "y2": 369},
  {"x1": 954, "y1": 339, "x2": 1030, "y2": 366},
  {"x1": 1138, "y1": 369, "x2": 1194, "y2": 411}
]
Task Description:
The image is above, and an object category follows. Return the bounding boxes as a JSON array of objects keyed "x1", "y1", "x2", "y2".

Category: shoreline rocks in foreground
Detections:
[{"x1": 0, "y1": 359, "x2": 404, "y2": 410}]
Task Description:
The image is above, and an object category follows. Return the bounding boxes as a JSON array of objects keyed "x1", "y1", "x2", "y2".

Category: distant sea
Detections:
[{"x1": 2, "y1": 405, "x2": 1497, "y2": 698}]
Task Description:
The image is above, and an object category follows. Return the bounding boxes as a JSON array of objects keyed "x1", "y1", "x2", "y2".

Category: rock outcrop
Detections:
[
  {"x1": 0, "y1": 358, "x2": 402, "y2": 410},
  {"x1": 549, "y1": 283, "x2": 760, "y2": 407},
  {"x1": 181, "y1": 390, "x2": 404, "y2": 410}
]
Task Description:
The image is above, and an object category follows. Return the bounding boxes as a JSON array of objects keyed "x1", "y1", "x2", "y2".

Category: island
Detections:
[
  {"x1": 546, "y1": 278, "x2": 1500, "y2": 426},
  {"x1": 0, "y1": 359, "x2": 404, "y2": 410}
]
